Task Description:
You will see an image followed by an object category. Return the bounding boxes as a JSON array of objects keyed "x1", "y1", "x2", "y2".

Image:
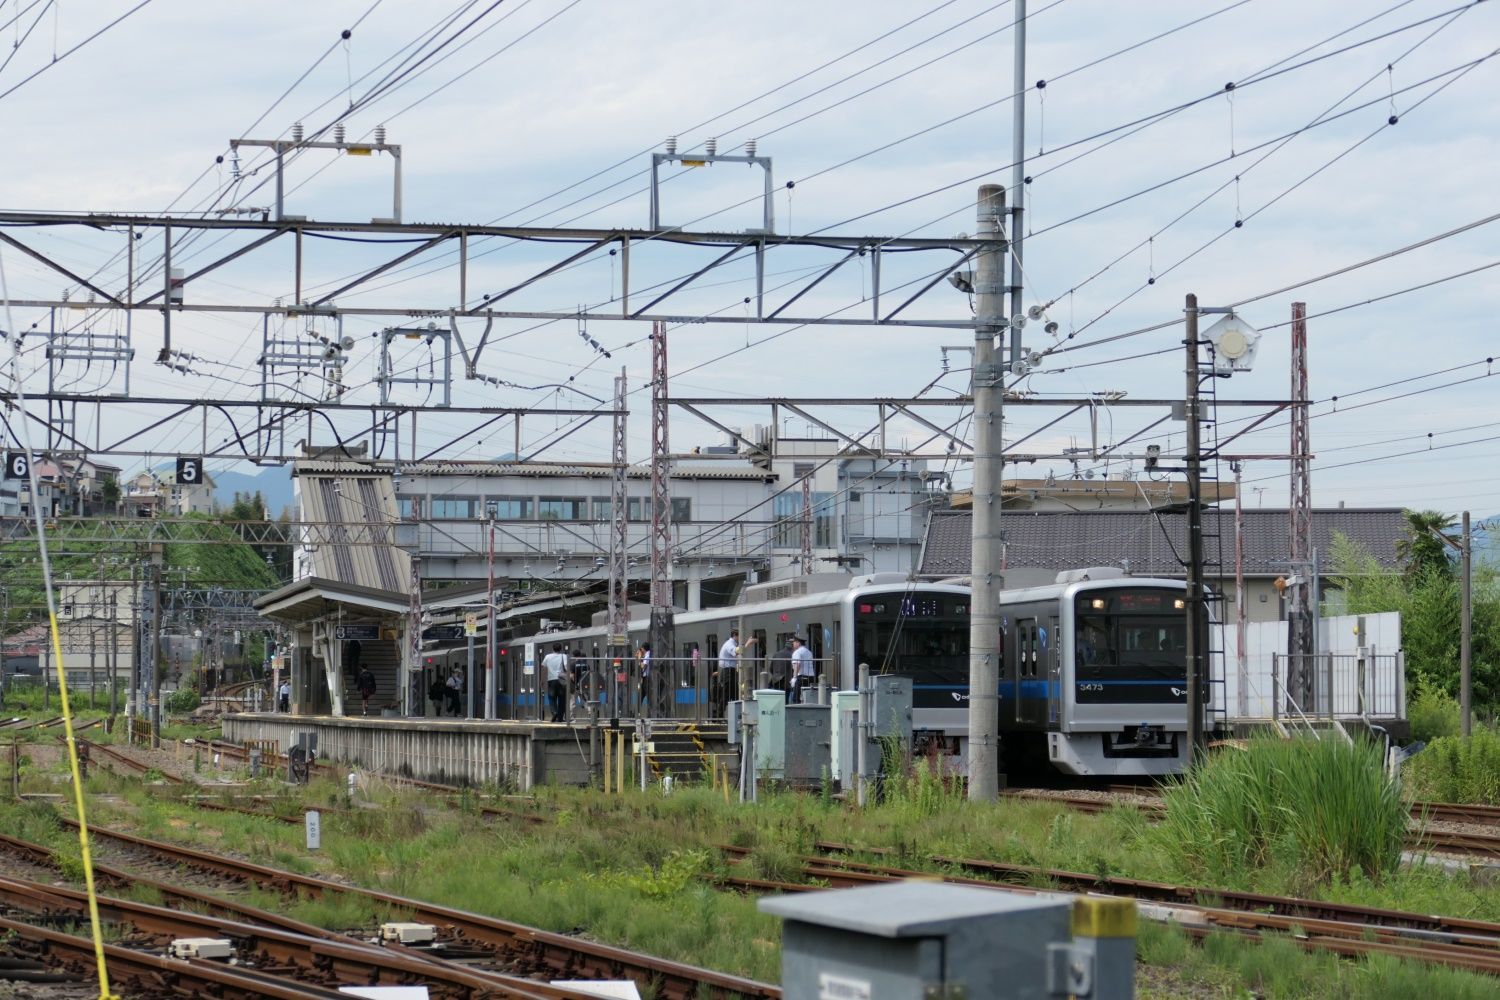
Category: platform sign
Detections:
[
  {"x1": 3, "y1": 452, "x2": 29, "y2": 480},
  {"x1": 335, "y1": 625, "x2": 379, "y2": 641},
  {"x1": 523, "y1": 642, "x2": 536, "y2": 676},
  {"x1": 464, "y1": 614, "x2": 479, "y2": 637}
]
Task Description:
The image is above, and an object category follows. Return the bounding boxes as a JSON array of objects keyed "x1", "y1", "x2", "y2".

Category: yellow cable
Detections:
[{"x1": 48, "y1": 609, "x2": 120, "y2": 1000}]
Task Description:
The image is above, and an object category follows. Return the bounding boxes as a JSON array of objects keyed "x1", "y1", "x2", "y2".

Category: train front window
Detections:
[
  {"x1": 1074, "y1": 588, "x2": 1196, "y2": 704},
  {"x1": 853, "y1": 593, "x2": 968, "y2": 708}
]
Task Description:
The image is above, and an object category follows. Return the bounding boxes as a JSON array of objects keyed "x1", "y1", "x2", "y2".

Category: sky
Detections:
[{"x1": 0, "y1": 0, "x2": 1497, "y2": 517}]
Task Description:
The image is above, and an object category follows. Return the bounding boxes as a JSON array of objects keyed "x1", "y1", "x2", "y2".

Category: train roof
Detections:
[
  {"x1": 998, "y1": 575, "x2": 1188, "y2": 606},
  {"x1": 506, "y1": 578, "x2": 972, "y2": 645}
]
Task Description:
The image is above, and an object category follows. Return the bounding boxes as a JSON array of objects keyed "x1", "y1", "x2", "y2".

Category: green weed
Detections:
[
  {"x1": 1154, "y1": 735, "x2": 1406, "y2": 889},
  {"x1": 1404, "y1": 727, "x2": 1500, "y2": 804}
]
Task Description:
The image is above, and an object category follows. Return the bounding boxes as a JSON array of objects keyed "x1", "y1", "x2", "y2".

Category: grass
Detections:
[
  {"x1": 1405, "y1": 727, "x2": 1500, "y2": 804},
  {"x1": 1154, "y1": 736, "x2": 1408, "y2": 892},
  {"x1": 4, "y1": 740, "x2": 1500, "y2": 998}
]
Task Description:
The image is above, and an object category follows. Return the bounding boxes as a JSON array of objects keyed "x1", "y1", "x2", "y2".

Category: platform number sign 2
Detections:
[
  {"x1": 175, "y1": 456, "x2": 203, "y2": 485},
  {"x1": 4, "y1": 452, "x2": 28, "y2": 480}
]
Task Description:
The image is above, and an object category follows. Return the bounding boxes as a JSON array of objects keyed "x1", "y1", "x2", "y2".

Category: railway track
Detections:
[
  {"x1": 716, "y1": 842, "x2": 1500, "y2": 978},
  {"x1": 0, "y1": 911, "x2": 355, "y2": 999},
  {"x1": 44, "y1": 816, "x2": 779, "y2": 1000},
  {"x1": 1011, "y1": 789, "x2": 1500, "y2": 862},
  {"x1": 0, "y1": 870, "x2": 556, "y2": 999}
]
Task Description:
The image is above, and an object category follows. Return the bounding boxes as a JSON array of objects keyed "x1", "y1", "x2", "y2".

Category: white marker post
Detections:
[{"x1": 305, "y1": 810, "x2": 321, "y2": 851}]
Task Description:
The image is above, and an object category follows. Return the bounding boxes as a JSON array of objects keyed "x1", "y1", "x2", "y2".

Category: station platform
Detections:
[{"x1": 221, "y1": 712, "x2": 730, "y2": 791}]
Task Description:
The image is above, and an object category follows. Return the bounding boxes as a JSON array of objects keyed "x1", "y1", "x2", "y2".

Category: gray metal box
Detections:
[
  {"x1": 858, "y1": 675, "x2": 913, "y2": 779},
  {"x1": 727, "y1": 699, "x2": 745, "y2": 745},
  {"x1": 784, "y1": 704, "x2": 831, "y2": 786},
  {"x1": 761, "y1": 881, "x2": 1072, "y2": 1000}
]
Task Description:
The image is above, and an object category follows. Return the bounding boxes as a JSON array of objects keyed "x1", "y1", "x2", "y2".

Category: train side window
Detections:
[
  {"x1": 808, "y1": 622, "x2": 823, "y2": 662},
  {"x1": 707, "y1": 633, "x2": 719, "y2": 660},
  {"x1": 753, "y1": 629, "x2": 768, "y2": 673}
]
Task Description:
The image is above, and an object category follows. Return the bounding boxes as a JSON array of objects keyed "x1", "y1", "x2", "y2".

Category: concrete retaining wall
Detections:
[{"x1": 222, "y1": 713, "x2": 594, "y2": 790}]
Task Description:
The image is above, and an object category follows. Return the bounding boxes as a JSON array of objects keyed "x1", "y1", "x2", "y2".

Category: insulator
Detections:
[
  {"x1": 334, "y1": 123, "x2": 346, "y2": 144},
  {"x1": 292, "y1": 122, "x2": 304, "y2": 143},
  {"x1": 374, "y1": 124, "x2": 386, "y2": 145},
  {"x1": 665, "y1": 135, "x2": 677, "y2": 155},
  {"x1": 745, "y1": 139, "x2": 757, "y2": 158},
  {"x1": 705, "y1": 137, "x2": 717, "y2": 157}
]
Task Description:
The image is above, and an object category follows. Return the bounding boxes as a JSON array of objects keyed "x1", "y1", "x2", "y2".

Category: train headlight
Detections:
[
  {"x1": 1174, "y1": 598, "x2": 1185, "y2": 610},
  {"x1": 1090, "y1": 598, "x2": 1106, "y2": 610}
]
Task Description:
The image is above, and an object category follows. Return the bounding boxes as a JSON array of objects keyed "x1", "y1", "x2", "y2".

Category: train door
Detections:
[
  {"x1": 1014, "y1": 617, "x2": 1037, "y2": 725},
  {"x1": 1046, "y1": 615, "x2": 1061, "y2": 726}
]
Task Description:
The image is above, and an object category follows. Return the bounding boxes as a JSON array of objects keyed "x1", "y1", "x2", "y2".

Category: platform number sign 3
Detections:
[
  {"x1": 176, "y1": 456, "x2": 203, "y2": 485},
  {"x1": 4, "y1": 452, "x2": 28, "y2": 480}
]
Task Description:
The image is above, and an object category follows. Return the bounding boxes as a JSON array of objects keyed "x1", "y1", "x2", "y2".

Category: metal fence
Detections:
[
  {"x1": 506, "y1": 652, "x2": 833, "y2": 724},
  {"x1": 1269, "y1": 650, "x2": 1405, "y2": 722}
]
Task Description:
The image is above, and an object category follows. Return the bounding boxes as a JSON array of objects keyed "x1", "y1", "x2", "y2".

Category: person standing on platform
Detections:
[
  {"x1": 789, "y1": 635, "x2": 815, "y2": 704},
  {"x1": 637, "y1": 642, "x2": 653, "y2": 715},
  {"x1": 570, "y1": 648, "x2": 587, "y2": 715},
  {"x1": 543, "y1": 644, "x2": 568, "y2": 723},
  {"x1": 446, "y1": 667, "x2": 463, "y2": 716},
  {"x1": 714, "y1": 630, "x2": 755, "y2": 715},
  {"x1": 356, "y1": 665, "x2": 377, "y2": 716},
  {"x1": 278, "y1": 679, "x2": 291, "y2": 713}
]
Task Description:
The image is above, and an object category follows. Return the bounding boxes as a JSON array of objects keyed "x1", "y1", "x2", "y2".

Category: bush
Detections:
[
  {"x1": 1407, "y1": 688, "x2": 1461, "y2": 742},
  {"x1": 164, "y1": 689, "x2": 200, "y2": 714},
  {"x1": 1404, "y1": 728, "x2": 1500, "y2": 804},
  {"x1": 1155, "y1": 735, "x2": 1406, "y2": 888}
]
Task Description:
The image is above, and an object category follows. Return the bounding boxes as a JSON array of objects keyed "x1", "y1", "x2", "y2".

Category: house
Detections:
[
  {"x1": 122, "y1": 469, "x2": 216, "y2": 517},
  {"x1": 15, "y1": 457, "x2": 122, "y2": 517}
]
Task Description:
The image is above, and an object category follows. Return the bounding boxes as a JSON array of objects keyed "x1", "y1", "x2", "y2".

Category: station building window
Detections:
[
  {"x1": 538, "y1": 497, "x2": 587, "y2": 520},
  {"x1": 489, "y1": 496, "x2": 532, "y2": 520},
  {"x1": 430, "y1": 497, "x2": 478, "y2": 519}
]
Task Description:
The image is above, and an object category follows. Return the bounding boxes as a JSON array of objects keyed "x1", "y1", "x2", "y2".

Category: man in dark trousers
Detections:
[
  {"x1": 542, "y1": 644, "x2": 569, "y2": 723},
  {"x1": 356, "y1": 665, "x2": 378, "y2": 715}
]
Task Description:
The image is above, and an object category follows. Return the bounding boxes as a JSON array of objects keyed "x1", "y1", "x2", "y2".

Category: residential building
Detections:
[
  {"x1": 122, "y1": 469, "x2": 216, "y2": 516},
  {"x1": 16, "y1": 457, "x2": 122, "y2": 517}
]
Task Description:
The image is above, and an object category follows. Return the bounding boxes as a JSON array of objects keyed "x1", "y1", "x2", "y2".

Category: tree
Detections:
[
  {"x1": 1396, "y1": 508, "x2": 1455, "y2": 578},
  {"x1": 1331, "y1": 531, "x2": 1500, "y2": 712},
  {"x1": 99, "y1": 474, "x2": 121, "y2": 512}
]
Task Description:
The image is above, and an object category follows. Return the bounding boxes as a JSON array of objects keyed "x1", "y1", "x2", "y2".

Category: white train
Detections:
[{"x1": 486, "y1": 569, "x2": 1198, "y2": 778}]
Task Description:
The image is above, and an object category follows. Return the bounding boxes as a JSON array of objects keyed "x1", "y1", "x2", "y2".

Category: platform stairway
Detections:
[{"x1": 638, "y1": 721, "x2": 734, "y2": 783}]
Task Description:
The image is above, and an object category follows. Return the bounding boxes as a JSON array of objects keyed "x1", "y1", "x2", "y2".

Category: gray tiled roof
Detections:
[{"x1": 920, "y1": 507, "x2": 1405, "y2": 577}]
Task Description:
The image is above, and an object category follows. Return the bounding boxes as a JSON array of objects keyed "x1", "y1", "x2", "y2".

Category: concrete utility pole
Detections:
[
  {"x1": 1183, "y1": 295, "x2": 1206, "y2": 768},
  {"x1": 1007, "y1": 0, "x2": 1028, "y2": 370},
  {"x1": 1462, "y1": 510, "x2": 1472, "y2": 737},
  {"x1": 967, "y1": 183, "x2": 1007, "y2": 801}
]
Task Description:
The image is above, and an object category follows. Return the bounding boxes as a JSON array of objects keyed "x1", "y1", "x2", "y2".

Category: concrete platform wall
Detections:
[{"x1": 222, "y1": 713, "x2": 594, "y2": 790}]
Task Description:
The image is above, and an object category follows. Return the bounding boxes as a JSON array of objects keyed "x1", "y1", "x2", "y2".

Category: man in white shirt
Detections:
[
  {"x1": 789, "y1": 635, "x2": 815, "y2": 704},
  {"x1": 714, "y1": 629, "x2": 755, "y2": 715},
  {"x1": 542, "y1": 643, "x2": 569, "y2": 723}
]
